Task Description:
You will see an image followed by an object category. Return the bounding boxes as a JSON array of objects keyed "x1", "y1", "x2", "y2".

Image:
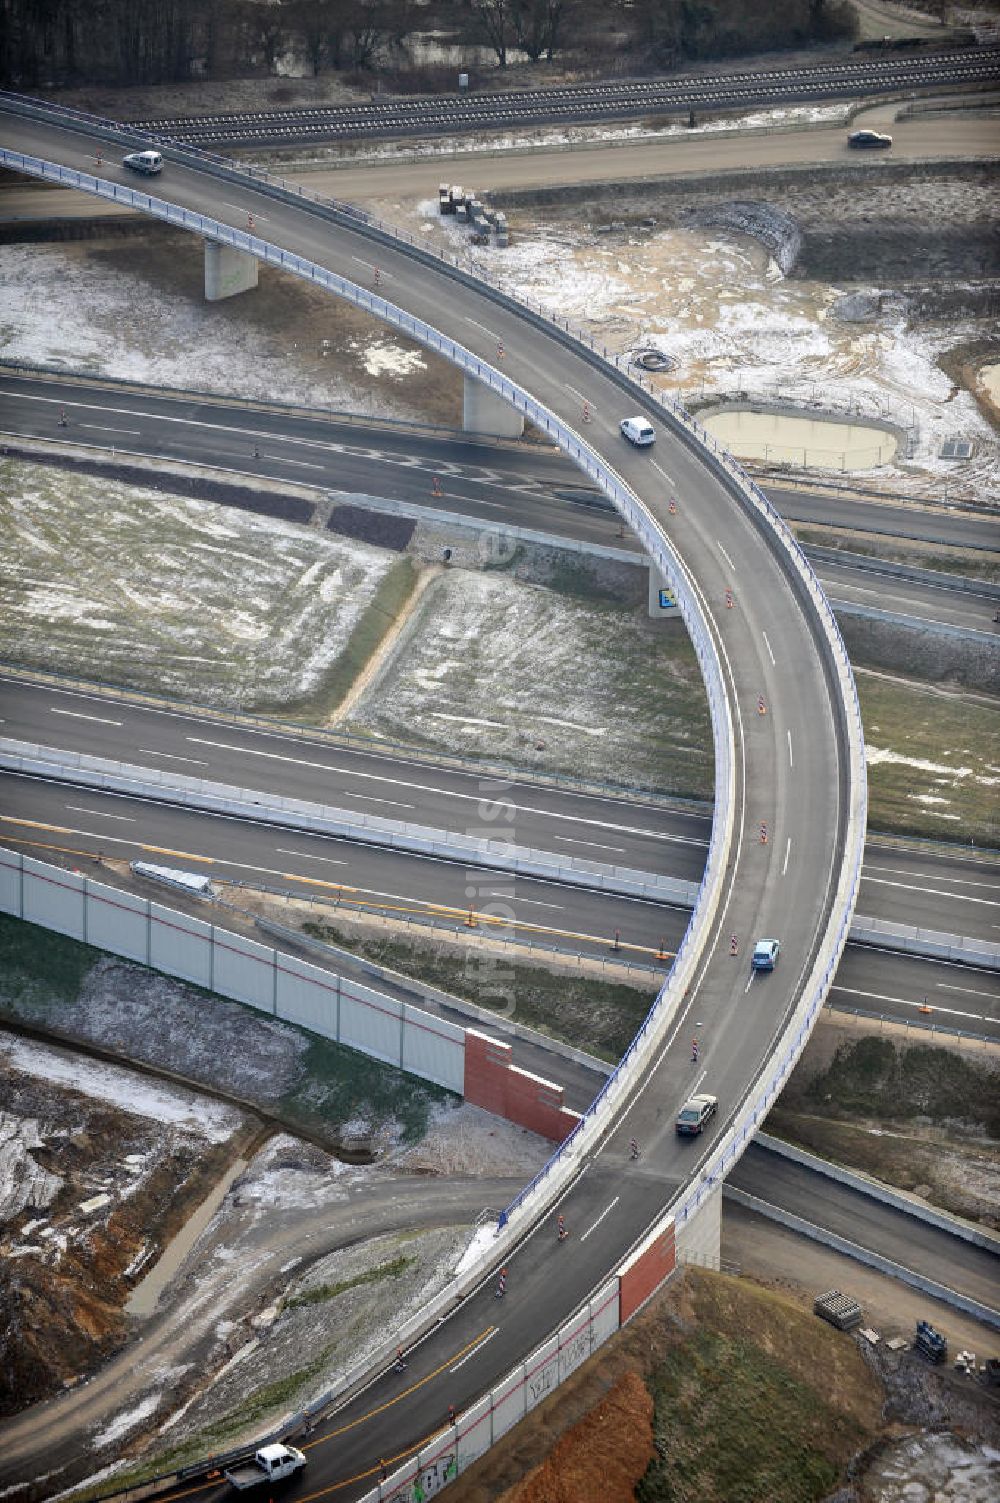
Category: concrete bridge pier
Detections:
[
  {"x1": 676, "y1": 1183, "x2": 722, "y2": 1269},
  {"x1": 463, "y1": 375, "x2": 524, "y2": 439},
  {"x1": 205, "y1": 242, "x2": 259, "y2": 302}
]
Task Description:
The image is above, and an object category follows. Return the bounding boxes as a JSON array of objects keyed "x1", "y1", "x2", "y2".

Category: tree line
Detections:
[{"x1": 0, "y1": 0, "x2": 856, "y2": 91}]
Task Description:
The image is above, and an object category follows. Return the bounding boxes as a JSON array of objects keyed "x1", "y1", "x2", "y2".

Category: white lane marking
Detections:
[
  {"x1": 450, "y1": 1327, "x2": 498, "y2": 1372},
  {"x1": 744, "y1": 972, "x2": 755, "y2": 994},
  {"x1": 717, "y1": 542, "x2": 736, "y2": 573},
  {"x1": 352, "y1": 256, "x2": 389, "y2": 278},
  {"x1": 65, "y1": 805, "x2": 136, "y2": 822},
  {"x1": 829, "y1": 985, "x2": 992, "y2": 1026},
  {"x1": 782, "y1": 837, "x2": 791, "y2": 876},
  {"x1": 276, "y1": 848, "x2": 347, "y2": 867},
  {"x1": 580, "y1": 1196, "x2": 620, "y2": 1243},
  {"x1": 138, "y1": 748, "x2": 208, "y2": 766},
  {"x1": 787, "y1": 729, "x2": 794, "y2": 768},
  {"x1": 651, "y1": 460, "x2": 675, "y2": 486},
  {"x1": 280, "y1": 457, "x2": 326, "y2": 471},
  {"x1": 78, "y1": 423, "x2": 142, "y2": 435},
  {"x1": 51, "y1": 708, "x2": 122, "y2": 726},
  {"x1": 863, "y1": 862, "x2": 1000, "y2": 897},
  {"x1": 183, "y1": 738, "x2": 700, "y2": 847},
  {"x1": 762, "y1": 631, "x2": 776, "y2": 667},
  {"x1": 937, "y1": 981, "x2": 1000, "y2": 1000},
  {"x1": 859, "y1": 873, "x2": 999, "y2": 908},
  {"x1": 222, "y1": 200, "x2": 266, "y2": 219},
  {"x1": 465, "y1": 315, "x2": 502, "y2": 341},
  {"x1": 486, "y1": 891, "x2": 563, "y2": 909},
  {"x1": 344, "y1": 792, "x2": 416, "y2": 810},
  {"x1": 565, "y1": 384, "x2": 585, "y2": 405},
  {"x1": 552, "y1": 835, "x2": 626, "y2": 854},
  {"x1": 690, "y1": 1067, "x2": 708, "y2": 1093}
]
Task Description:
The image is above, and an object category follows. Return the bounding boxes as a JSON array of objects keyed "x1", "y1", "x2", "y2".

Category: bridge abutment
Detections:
[
  {"x1": 676, "y1": 1183, "x2": 722, "y2": 1269},
  {"x1": 205, "y1": 242, "x2": 259, "y2": 302},
  {"x1": 463, "y1": 376, "x2": 524, "y2": 439}
]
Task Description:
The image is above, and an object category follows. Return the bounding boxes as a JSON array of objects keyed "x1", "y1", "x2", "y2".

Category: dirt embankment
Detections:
[
  {"x1": 766, "y1": 1028, "x2": 1000, "y2": 1227},
  {"x1": 0, "y1": 1048, "x2": 258, "y2": 1416},
  {"x1": 453, "y1": 1266, "x2": 887, "y2": 1503}
]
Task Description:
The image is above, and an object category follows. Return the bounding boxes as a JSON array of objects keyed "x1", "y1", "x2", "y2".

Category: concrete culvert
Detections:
[{"x1": 634, "y1": 349, "x2": 674, "y2": 373}]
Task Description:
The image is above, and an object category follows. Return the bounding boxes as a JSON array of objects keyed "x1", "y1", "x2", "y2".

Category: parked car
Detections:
[
  {"x1": 123, "y1": 150, "x2": 163, "y2": 175},
  {"x1": 223, "y1": 1444, "x2": 306, "y2": 1492},
  {"x1": 751, "y1": 938, "x2": 780, "y2": 971},
  {"x1": 620, "y1": 415, "x2": 656, "y2": 447},
  {"x1": 675, "y1": 1093, "x2": 718, "y2": 1136},
  {"x1": 847, "y1": 129, "x2": 892, "y2": 150}
]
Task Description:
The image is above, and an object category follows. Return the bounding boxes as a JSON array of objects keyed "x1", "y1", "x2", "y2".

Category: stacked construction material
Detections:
[
  {"x1": 813, "y1": 1290, "x2": 863, "y2": 1331},
  {"x1": 438, "y1": 185, "x2": 509, "y2": 247},
  {"x1": 915, "y1": 1319, "x2": 947, "y2": 1364}
]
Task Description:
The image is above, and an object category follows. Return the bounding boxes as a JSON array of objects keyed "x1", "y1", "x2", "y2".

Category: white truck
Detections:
[{"x1": 223, "y1": 1444, "x2": 306, "y2": 1491}]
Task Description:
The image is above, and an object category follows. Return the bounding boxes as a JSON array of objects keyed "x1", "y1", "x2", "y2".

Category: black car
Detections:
[
  {"x1": 675, "y1": 1094, "x2": 718, "y2": 1136},
  {"x1": 847, "y1": 129, "x2": 892, "y2": 150}
]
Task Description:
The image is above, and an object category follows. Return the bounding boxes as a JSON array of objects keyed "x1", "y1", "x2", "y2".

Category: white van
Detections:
[
  {"x1": 123, "y1": 150, "x2": 163, "y2": 176},
  {"x1": 620, "y1": 415, "x2": 655, "y2": 447}
]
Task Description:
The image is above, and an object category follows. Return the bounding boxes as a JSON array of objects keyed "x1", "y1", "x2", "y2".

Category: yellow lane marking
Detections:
[
  {"x1": 126, "y1": 1329, "x2": 496, "y2": 1500},
  {"x1": 0, "y1": 817, "x2": 215, "y2": 865},
  {"x1": 0, "y1": 827, "x2": 674, "y2": 960}
]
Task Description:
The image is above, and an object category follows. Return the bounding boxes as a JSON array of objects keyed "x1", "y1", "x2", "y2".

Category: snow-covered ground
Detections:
[
  {"x1": 344, "y1": 569, "x2": 712, "y2": 793},
  {"x1": 414, "y1": 198, "x2": 999, "y2": 503},
  {"x1": 863, "y1": 1431, "x2": 1000, "y2": 1501},
  {"x1": 0, "y1": 242, "x2": 438, "y2": 419},
  {"x1": 0, "y1": 460, "x2": 399, "y2": 709},
  {"x1": 1, "y1": 1035, "x2": 242, "y2": 1143}
]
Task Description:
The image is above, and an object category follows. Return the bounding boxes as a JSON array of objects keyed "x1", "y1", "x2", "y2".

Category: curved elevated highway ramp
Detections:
[{"x1": 0, "y1": 97, "x2": 866, "y2": 1497}]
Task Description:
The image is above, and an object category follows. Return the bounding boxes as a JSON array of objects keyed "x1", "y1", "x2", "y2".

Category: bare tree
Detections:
[{"x1": 472, "y1": 0, "x2": 512, "y2": 66}]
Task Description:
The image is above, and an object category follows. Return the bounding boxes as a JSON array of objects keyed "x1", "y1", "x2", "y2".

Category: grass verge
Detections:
[
  {"x1": 265, "y1": 554, "x2": 418, "y2": 721},
  {"x1": 285, "y1": 1254, "x2": 415, "y2": 1308},
  {"x1": 302, "y1": 919, "x2": 660, "y2": 1062},
  {"x1": 638, "y1": 1271, "x2": 878, "y2": 1503},
  {"x1": 856, "y1": 669, "x2": 1000, "y2": 844},
  {"x1": 794, "y1": 522, "x2": 1000, "y2": 584}
]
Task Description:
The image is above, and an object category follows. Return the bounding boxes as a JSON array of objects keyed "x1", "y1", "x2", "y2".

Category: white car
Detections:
[
  {"x1": 620, "y1": 415, "x2": 655, "y2": 447},
  {"x1": 123, "y1": 150, "x2": 163, "y2": 176}
]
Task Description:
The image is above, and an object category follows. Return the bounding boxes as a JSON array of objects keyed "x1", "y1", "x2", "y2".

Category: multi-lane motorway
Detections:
[
  {"x1": 3, "y1": 374, "x2": 997, "y2": 637},
  {"x1": 2, "y1": 675, "x2": 998, "y2": 1056},
  {"x1": 0, "y1": 90, "x2": 990, "y2": 1500}
]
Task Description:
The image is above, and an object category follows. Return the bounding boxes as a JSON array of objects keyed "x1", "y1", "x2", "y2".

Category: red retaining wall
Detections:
[
  {"x1": 617, "y1": 1218, "x2": 676, "y2": 1324},
  {"x1": 463, "y1": 1029, "x2": 581, "y2": 1142}
]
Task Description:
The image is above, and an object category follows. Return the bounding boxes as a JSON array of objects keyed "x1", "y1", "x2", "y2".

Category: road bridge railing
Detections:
[
  {"x1": 0, "y1": 735, "x2": 699, "y2": 905},
  {"x1": 0, "y1": 100, "x2": 869, "y2": 1502},
  {"x1": 0, "y1": 107, "x2": 867, "y2": 1258}
]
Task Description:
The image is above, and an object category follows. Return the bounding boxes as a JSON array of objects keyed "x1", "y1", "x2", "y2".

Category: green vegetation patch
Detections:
[
  {"x1": 279, "y1": 1030, "x2": 449, "y2": 1144},
  {"x1": 268, "y1": 554, "x2": 418, "y2": 722},
  {"x1": 857, "y1": 670, "x2": 1000, "y2": 845},
  {"x1": 637, "y1": 1272, "x2": 877, "y2": 1503},
  {"x1": 286, "y1": 1254, "x2": 414, "y2": 1308},
  {"x1": 0, "y1": 912, "x2": 101, "y2": 1008},
  {"x1": 302, "y1": 920, "x2": 660, "y2": 1062},
  {"x1": 0, "y1": 914, "x2": 450, "y2": 1144},
  {"x1": 794, "y1": 1036, "x2": 1000, "y2": 1137}
]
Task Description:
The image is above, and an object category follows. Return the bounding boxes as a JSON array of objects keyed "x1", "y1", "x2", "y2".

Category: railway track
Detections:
[{"x1": 129, "y1": 47, "x2": 1000, "y2": 147}]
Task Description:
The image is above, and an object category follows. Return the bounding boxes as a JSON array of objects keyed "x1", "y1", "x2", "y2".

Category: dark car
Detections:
[
  {"x1": 675, "y1": 1093, "x2": 718, "y2": 1136},
  {"x1": 847, "y1": 129, "x2": 892, "y2": 150}
]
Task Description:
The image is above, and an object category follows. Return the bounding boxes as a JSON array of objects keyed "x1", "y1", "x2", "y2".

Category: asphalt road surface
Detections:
[
  {"x1": 0, "y1": 96, "x2": 928, "y2": 1497},
  {"x1": 3, "y1": 770, "x2": 997, "y2": 1048},
  {"x1": 730, "y1": 1140, "x2": 1000, "y2": 1313},
  {"x1": 2, "y1": 374, "x2": 998, "y2": 637},
  {"x1": 2, "y1": 671, "x2": 997, "y2": 946}
]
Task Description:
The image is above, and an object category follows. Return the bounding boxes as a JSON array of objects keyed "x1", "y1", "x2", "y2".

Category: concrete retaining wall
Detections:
[{"x1": 724, "y1": 1185, "x2": 1000, "y2": 1330}]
